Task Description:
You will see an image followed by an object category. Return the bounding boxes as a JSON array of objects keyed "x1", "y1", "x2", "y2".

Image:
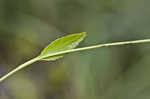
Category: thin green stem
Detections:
[
  {"x1": 1, "y1": 39, "x2": 150, "y2": 83},
  {"x1": 40, "y1": 39, "x2": 150, "y2": 60},
  {"x1": 0, "y1": 57, "x2": 39, "y2": 83}
]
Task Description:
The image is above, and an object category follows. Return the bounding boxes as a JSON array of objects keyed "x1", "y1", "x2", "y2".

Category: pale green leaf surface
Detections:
[{"x1": 39, "y1": 32, "x2": 86, "y2": 61}]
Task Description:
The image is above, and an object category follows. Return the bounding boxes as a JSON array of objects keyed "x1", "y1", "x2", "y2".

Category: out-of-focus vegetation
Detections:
[{"x1": 1, "y1": 0, "x2": 150, "y2": 99}]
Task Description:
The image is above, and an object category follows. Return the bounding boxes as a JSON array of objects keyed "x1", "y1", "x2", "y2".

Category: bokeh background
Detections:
[{"x1": 1, "y1": 0, "x2": 150, "y2": 99}]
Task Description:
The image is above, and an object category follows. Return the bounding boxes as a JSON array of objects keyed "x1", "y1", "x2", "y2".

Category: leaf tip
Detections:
[
  {"x1": 80, "y1": 32, "x2": 87, "y2": 37},
  {"x1": 77, "y1": 32, "x2": 87, "y2": 41}
]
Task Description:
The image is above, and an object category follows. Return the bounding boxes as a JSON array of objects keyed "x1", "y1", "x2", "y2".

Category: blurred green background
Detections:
[{"x1": 1, "y1": 0, "x2": 150, "y2": 99}]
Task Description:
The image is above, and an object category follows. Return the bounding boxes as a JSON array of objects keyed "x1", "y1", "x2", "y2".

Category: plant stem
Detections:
[
  {"x1": 40, "y1": 39, "x2": 150, "y2": 59},
  {"x1": 1, "y1": 39, "x2": 150, "y2": 83},
  {"x1": 0, "y1": 57, "x2": 39, "y2": 83}
]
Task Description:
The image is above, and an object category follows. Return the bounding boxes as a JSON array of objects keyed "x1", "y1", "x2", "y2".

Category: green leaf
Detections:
[{"x1": 39, "y1": 32, "x2": 86, "y2": 61}]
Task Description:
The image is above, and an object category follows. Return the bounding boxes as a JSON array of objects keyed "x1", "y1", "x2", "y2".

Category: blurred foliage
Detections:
[{"x1": 1, "y1": 0, "x2": 150, "y2": 99}]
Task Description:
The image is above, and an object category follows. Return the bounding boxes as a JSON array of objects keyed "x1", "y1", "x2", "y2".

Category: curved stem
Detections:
[
  {"x1": 1, "y1": 39, "x2": 150, "y2": 83},
  {"x1": 0, "y1": 57, "x2": 39, "y2": 83},
  {"x1": 40, "y1": 39, "x2": 150, "y2": 60}
]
